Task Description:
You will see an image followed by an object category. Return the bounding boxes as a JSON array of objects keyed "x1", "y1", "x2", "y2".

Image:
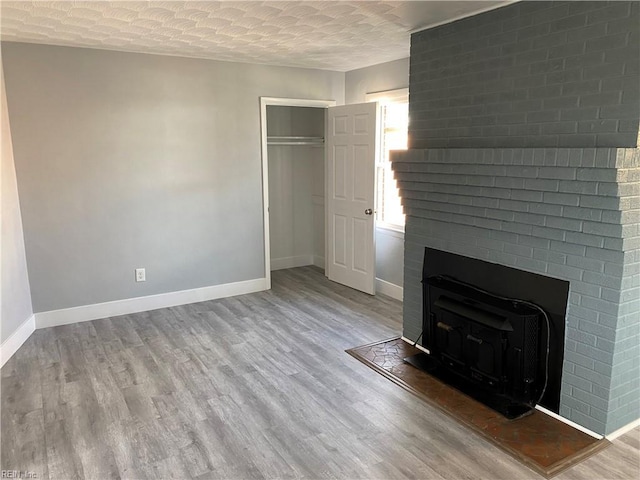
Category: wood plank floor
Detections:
[{"x1": 2, "y1": 266, "x2": 638, "y2": 479}]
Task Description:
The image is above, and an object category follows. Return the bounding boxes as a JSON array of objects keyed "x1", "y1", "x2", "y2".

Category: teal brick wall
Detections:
[
  {"x1": 400, "y1": 0, "x2": 639, "y2": 435},
  {"x1": 409, "y1": 1, "x2": 639, "y2": 149}
]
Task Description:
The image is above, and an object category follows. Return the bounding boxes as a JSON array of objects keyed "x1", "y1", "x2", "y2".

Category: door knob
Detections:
[{"x1": 364, "y1": 208, "x2": 373, "y2": 215}]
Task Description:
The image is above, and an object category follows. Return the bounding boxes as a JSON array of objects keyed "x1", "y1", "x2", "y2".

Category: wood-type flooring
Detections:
[{"x1": 2, "y1": 267, "x2": 639, "y2": 479}]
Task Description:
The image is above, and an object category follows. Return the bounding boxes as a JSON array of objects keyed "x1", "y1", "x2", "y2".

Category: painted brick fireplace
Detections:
[{"x1": 393, "y1": 1, "x2": 639, "y2": 436}]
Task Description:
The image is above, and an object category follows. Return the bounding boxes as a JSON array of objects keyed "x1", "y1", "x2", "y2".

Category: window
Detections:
[{"x1": 366, "y1": 88, "x2": 409, "y2": 231}]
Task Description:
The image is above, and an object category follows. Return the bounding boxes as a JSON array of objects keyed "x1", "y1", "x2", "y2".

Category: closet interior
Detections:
[{"x1": 266, "y1": 105, "x2": 326, "y2": 271}]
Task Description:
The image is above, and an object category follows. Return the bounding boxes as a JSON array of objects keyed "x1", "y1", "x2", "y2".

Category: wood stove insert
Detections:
[{"x1": 405, "y1": 248, "x2": 569, "y2": 418}]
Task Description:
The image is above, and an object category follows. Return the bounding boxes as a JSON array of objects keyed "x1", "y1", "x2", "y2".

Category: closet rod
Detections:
[{"x1": 267, "y1": 136, "x2": 324, "y2": 146}]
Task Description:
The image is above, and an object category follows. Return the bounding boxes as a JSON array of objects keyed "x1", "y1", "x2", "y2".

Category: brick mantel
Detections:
[
  {"x1": 400, "y1": 1, "x2": 639, "y2": 435},
  {"x1": 393, "y1": 147, "x2": 639, "y2": 435}
]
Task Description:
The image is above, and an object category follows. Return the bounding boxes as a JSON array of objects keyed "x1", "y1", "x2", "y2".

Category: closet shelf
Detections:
[{"x1": 267, "y1": 136, "x2": 325, "y2": 146}]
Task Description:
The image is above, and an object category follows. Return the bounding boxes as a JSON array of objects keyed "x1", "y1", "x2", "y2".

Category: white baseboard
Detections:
[
  {"x1": 376, "y1": 278, "x2": 403, "y2": 301},
  {"x1": 35, "y1": 277, "x2": 269, "y2": 329},
  {"x1": 0, "y1": 314, "x2": 36, "y2": 368},
  {"x1": 270, "y1": 255, "x2": 314, "y2": 271},
  {"x1": 534, "y1": 406, "x2": 602, "y2": 439},
  {"x1": 606, "y1": 418, "x2": 640, "y2": 441},
  {"x1": 401, "y1": 336, "x2": 430, "y2": 354},
  {"x1": 313, "y1": 255, "x2": 325, "y2": 269}
]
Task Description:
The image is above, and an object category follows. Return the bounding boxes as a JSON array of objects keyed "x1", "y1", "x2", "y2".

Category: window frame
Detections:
[{"x1": 365, "y1": 88, "x2": 409, "y2": 233}]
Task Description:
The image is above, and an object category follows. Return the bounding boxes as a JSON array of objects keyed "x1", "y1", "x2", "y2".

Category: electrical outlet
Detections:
[{"x1": 135, "y1": 268, "x2": 146, "y2": 282}]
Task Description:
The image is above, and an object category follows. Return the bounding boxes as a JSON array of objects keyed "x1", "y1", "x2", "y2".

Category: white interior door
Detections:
[{"x1": 326, "y1": 102, "x2": 378, "y2": 295}]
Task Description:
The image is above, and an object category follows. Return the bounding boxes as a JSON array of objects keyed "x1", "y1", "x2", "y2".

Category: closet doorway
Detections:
[{"x1": 259, "y1": 97, "x2": 336, "y2": 289}]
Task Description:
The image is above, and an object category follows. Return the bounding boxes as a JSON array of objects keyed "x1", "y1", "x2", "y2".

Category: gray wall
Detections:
[
  {"x1": 345, "y1": 57, "x2": 409, "y2": 104},
  {"x1": 374, "y1": 228, "x2": 405, "y2": 287},
  {"x1": 400, "y1": 0, "x2": 639, "y2": 435},
  {"x1": 410, "y1": 1, "x2": 639, "y2": 149},
  {"x1": 345, "y1": 57, "x2": 410, "y2": 290},
  {"x1": 2, "y1": 42, "x2": 344, "y2": 313},
  {"x1": 1, "y1": 64, "x2": 33, "y2": 343}
]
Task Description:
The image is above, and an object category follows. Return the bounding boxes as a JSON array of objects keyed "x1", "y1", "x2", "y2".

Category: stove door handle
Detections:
[{"x1": 436, "y1": 321, "x2": 453, "y2": 332}]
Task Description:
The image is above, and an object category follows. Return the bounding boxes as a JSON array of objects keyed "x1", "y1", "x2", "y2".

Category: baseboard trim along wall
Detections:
[
  {"x1": 534, "y1": 405, "x2": 602, "y2": 439},
  {"x1": 376, "y1": 278, "x2": 403, "y2": 301},
  {"x1": 0, "y1": 314, "x2": 36, "y2": 368},
  {"x1": 35, "y1": 277, "x2": 269, "y2": 329},
  {"x1": 606, "y1": 418, "x2": 640, "y2": 441},
  {"x1": 270, "y1": 255, "x2": 314, "y2": 271},
  {"x1": 401, "y1": 336, "x2": 430, "y2": 354}
]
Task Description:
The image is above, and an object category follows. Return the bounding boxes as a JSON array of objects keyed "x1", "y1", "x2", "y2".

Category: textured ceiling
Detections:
[{"x1": 0, "y1": 1, "x2": 509, "y2": 71}]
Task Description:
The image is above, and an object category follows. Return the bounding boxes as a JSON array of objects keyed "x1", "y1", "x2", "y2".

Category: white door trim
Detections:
[{"x1": 259, "y1": 97, "x2": 336, "y2": 288}]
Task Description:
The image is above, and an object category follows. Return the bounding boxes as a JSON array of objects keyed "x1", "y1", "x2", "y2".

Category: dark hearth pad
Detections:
[{"x1": 346, "y1": 337, "x2": 609, "y2": 478}]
